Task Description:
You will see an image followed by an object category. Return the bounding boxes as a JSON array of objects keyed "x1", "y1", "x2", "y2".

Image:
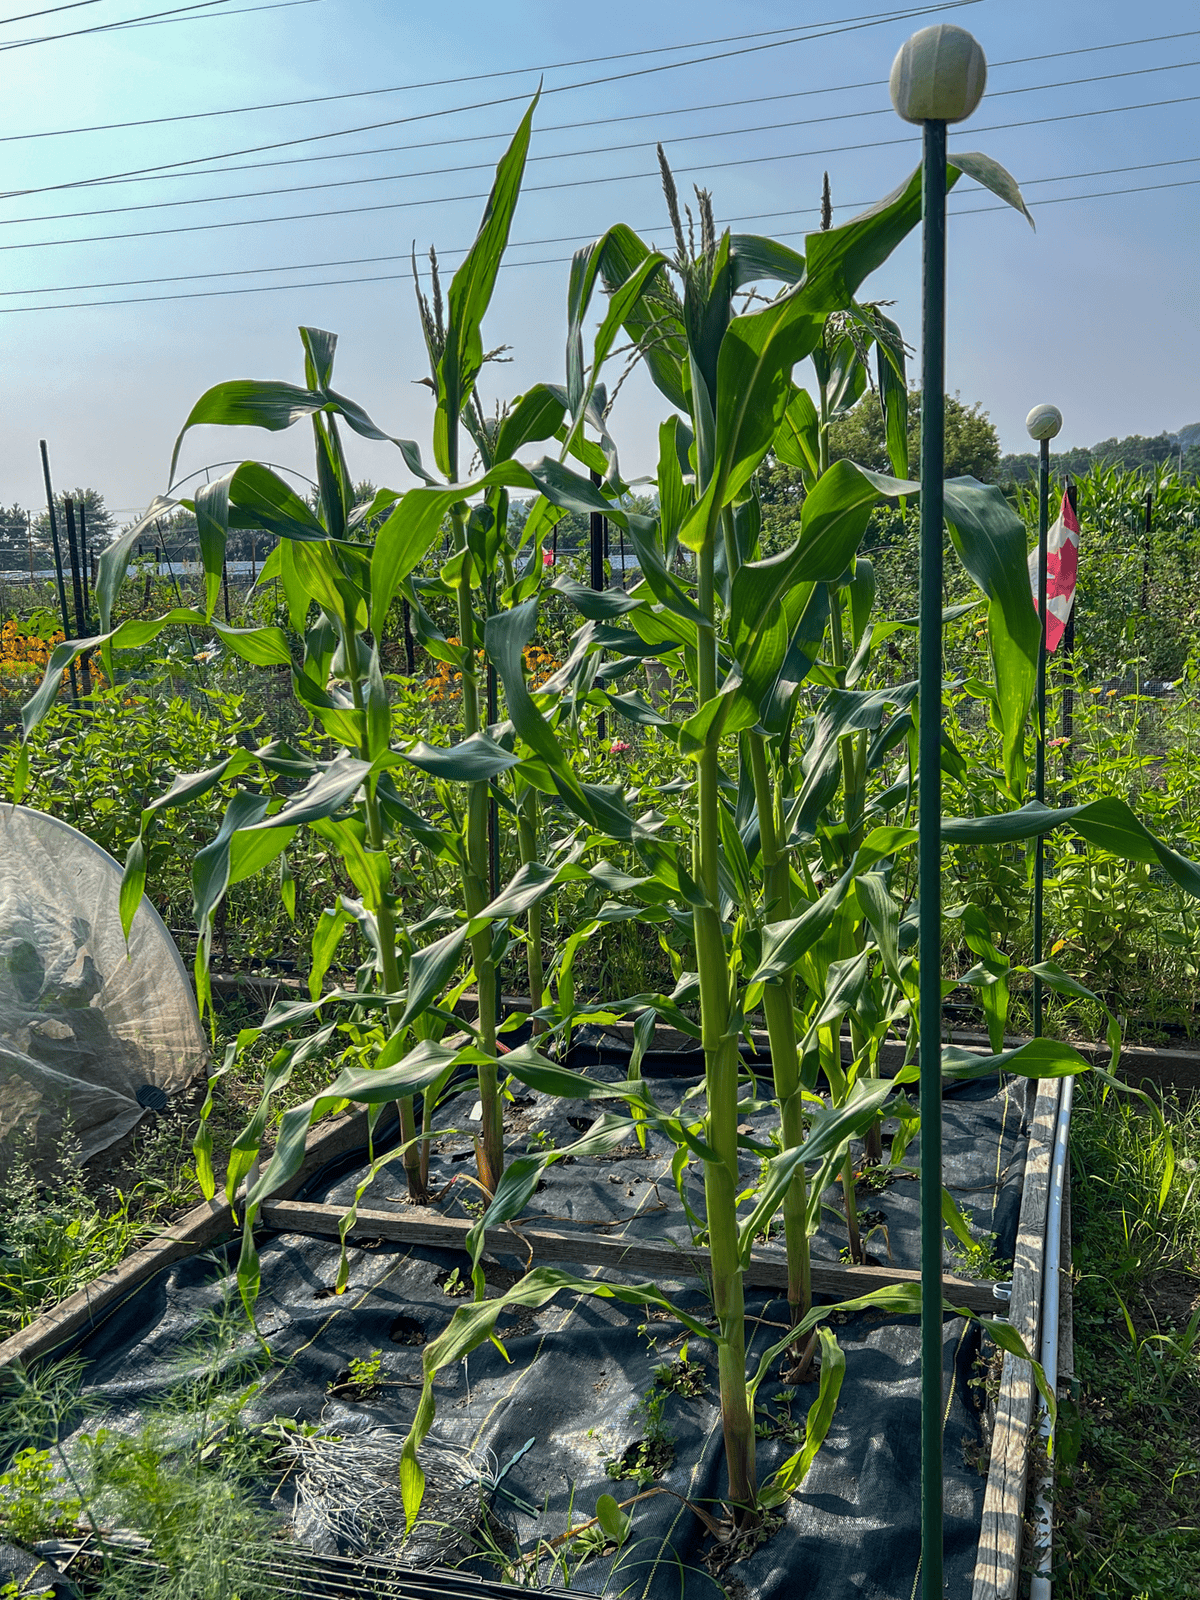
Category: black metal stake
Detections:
[
  {"x1": 38, "y1": 441, "x2": 78, "y2": 704},
  {"x1": 1139, "y1": 490, "x2": 1152, "y2": 615},
  {"x1": 78, "y1": 498, "x2": 90, "y2": 614},
  {"x1": 917, "y1": 114, "x2": 947, "y2": 1600},
  {"x1": 63, "y1": 498, "x2": 92, "y2": 696},
  {"x1": 589, "y1": 468, "x2": 607, "y2": 743},
  {"x1": 1033, "y1": 435, "x2": 1051, "y2": 1036}
]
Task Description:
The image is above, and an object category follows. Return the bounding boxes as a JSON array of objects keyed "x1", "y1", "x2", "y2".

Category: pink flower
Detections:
[
  {"x1": 609, "y1": 740, "x2": 631, "y2": 755},
  {"x1": 543, "y1": 549, "x2": 555, "y2": 566}
]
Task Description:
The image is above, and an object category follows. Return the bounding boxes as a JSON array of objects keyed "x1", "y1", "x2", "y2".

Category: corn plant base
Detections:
[{"x1": 28, "y1": 1068, "x2": 1045, "y2": 1600}]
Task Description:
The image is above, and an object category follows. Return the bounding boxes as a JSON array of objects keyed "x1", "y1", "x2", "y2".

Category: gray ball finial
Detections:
[
  {"x1": 1026, "y1": 403, "x2": 1063, "y2": 442},
  {"x1": 890, "y1": 24, "x2": 987, "y2": 124}
]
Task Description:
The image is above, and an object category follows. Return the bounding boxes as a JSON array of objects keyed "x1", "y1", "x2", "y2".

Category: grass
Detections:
[{"x1": 1053, "y1": 1077, "x2": 1200, "y2": 1599}]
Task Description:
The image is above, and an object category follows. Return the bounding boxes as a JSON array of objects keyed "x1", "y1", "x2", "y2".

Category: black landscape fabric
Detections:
[{"x1": 63, "y1": 1046, "x2": 1030, "y2": 1600}]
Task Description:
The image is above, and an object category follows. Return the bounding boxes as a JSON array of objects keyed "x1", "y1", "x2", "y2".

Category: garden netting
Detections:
[
  {"x1": 0, "y1": 805, "x2": 207, "y2": 1173},
  {"x1": 51, "y1": 1042, "x2": 1030, "y2": 1600}
]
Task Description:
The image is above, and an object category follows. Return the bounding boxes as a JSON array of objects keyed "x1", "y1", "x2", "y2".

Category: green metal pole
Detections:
[
  {"x1": 918, "y1": 114, "x2": 947, "y2": 1600},
  {"x1": 1033, "y1": 435, "x2": 1050, "y2": 1035}
]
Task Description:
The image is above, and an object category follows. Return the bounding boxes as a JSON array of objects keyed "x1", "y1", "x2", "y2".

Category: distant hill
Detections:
[{"x1": 998, "y1": 425, "x2": 1200, "y2": 486}]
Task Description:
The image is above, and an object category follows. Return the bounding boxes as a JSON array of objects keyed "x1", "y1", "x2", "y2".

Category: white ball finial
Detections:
[
  {"x1": 1026, "y1": 403, "x2": 1063, "y2": 442},
  {"x1": 889, "y1": 24, "x2": 987, "y2": 124}
]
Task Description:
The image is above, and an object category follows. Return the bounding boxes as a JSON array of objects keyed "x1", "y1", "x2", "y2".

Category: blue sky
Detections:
[{"x1": 1, "y1": 0, "x2": 1197, "y2": 519}]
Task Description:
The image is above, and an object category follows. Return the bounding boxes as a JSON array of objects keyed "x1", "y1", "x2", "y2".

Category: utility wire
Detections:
[
  {"x1": 0, "y1": 1, "x2": 984, "y2": 198},
  {"x1": 0, "y1": 0, "x2": 985, "y2": 142},
  {"x1": 4, "y1": 91, "x2": 1198, "y2": 253},
  {"x1": 0, "y1": 0, "x2": 317, "y2": 50},
  {"x1": 4, "y1": 156, "x2": 1196, "y2": 300},
  {"x1": 0, "y1": 0, "x2": 112, "y2": 26},
  {"x1": 58, "y1": 42, "x2": 1200, "y2": 194},
  {"x1": 7, "y1": 57, "x2": 1197, "y2": 228},
  {"x1": 3, "y1": 170, "x2": 1197, "y2": 314}
]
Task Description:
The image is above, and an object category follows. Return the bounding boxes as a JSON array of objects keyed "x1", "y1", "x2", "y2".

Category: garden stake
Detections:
[
  {"x1": 590, "y1": 467, "x2": 607, "y2": 743},
  {"x1": 891, "y1": 23, "x2": 989, "y2": 1598},
  {"x1": 78, "y1": 498, "x2": 90, "y2": 613},
  {"x1": 917, "y1": 119, "x2": 947, "y2": 1600},
  {"x1": 1027, "y1": 403, "x2": 1063, "y2": 1035},
  {"x1": 38, "y1": 439, "x2": 78, "y2": 705},
  {"x1": 63, "y1": 498, "x2": 91, "y2": 697}
]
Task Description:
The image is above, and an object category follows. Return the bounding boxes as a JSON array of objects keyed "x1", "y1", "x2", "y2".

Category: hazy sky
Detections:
[{"x1": 1, "y1": 0, "x2": 1197, "y2": 523}]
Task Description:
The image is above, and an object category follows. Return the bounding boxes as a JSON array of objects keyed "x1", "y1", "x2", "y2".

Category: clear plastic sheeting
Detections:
[{"x1": 0, "y1": 804, "x2": 206, "y2": 1171}]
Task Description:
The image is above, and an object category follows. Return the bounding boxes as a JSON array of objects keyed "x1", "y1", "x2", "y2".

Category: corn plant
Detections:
[{"x1": 20, "y1": 106, "x2": 1200, "y2": 1543}]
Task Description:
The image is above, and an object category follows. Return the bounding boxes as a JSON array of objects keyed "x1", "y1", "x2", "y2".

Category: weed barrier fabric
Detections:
[
  {"x1": 0, "y1": 806, "x2": 206, "y2": 1173},
  {"x1": 61, "y1": 1058, "x2": 1029, "y2": 1600}
]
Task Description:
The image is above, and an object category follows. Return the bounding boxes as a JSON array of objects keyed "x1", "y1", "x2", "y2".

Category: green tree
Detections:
[
  {"x1": 758, "y1": 391, "x2": 1001, "y2": 555},
  {"x1": 32, "y1": 488, "x2": 114, "y2": 565},
  {"x1": 826, "y1": 388, "x2": 1000, "y2": 481},
  {"x1": 0, "y1": 503, "x2": 33, "y2": 571}
]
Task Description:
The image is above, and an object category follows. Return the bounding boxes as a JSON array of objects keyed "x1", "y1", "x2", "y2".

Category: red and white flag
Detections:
[{"x1": 1028, "y1": 488, "x2": 1079, "y2": 652}]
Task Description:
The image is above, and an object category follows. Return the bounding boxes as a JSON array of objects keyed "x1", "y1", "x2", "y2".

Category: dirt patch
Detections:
[{"x1": 1140, "y1": 1269, "x2": 1200, "y2": 1332}]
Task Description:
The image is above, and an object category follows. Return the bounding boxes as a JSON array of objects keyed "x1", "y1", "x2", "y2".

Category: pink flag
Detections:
[{"x1": 1028, "y1": 488, "x2": 1079, "y2": 653}]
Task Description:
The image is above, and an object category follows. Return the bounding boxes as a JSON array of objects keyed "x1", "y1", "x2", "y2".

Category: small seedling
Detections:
[
  {"x1": 347, "y1": 1350, "x2": 383, "y2": 1389},
  {"x1": 441, "y1": 1267, "x2": 470, "y2": 1298},
  {"x1": 755, "y1": 1387, "x2": 804, "y2": 1446},
  {"x1": 527, "y1": 1128, "x2": 556, "y2": 1152},
  {"x1": 653, "y1": 1343, "x2": 707, "y2": 1399},
  {"x1": 605, "y1": 1376, "x2": 675, "y2": 1486}
]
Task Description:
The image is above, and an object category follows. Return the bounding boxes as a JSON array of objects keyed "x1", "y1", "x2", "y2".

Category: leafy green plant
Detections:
[{"x1": 0, "y1": 1446, "x2": 82, "y2": 1543}]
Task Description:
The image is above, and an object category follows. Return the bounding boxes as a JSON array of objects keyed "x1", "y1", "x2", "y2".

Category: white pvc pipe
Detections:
[{"x1": 1029, "y1": 1071, "x2": 1074, "y2": 1600}]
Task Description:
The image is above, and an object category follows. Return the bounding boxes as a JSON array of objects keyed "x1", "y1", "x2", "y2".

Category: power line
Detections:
[
  {"x1": 3, "y1": 169, "x2": 1197, "y2": 315},
  {"x1": 4, "y1": 91, "x2": 1198, "y2": 254},
  {"x1": 96, "y1": 41, "x2": 1200, "y2": 193},
  {"x1": 0, "y1": 0, "x2": 987, "y2": 144},
  {"x1": 4, "y1": 156, "x2": 1196, "y2": 300},
  {"x1": 0, "y1": 0, "x2": 318, "y2": 50},
  {"x1": 7, "y1": 57, "x2": 1198, "y2": 229},
  {"x1": 0, "y1": 2, "x2": 983, "y2": 198},
  {"x1": 0, "y1": 0, "x2": 112, "y2": 26}
]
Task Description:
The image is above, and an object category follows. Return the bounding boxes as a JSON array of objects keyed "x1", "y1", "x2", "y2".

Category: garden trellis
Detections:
[{"x1": 18, "y1": 24, "x2": 1200, "y2": 1594}]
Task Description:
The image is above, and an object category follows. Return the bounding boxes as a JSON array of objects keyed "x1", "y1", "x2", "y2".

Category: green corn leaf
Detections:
[
  {"x1": 874, "y1": 313, "x2": 909, "y2": 480},
  {"x1": 226, "y1": 461, "x2": 329, "y2": 542},
  {"x1": 801, "y1": 161, "x2": 961, "y2": 315},
  {"x1": 757, "y1": 1326, "x2": 845, "y2": 1509},
  {"x1": 400, "y1": 1265, "x2": 711, "y2": 1529},
  {"x1": 678, "y1": 288, "x2": 826, "y2": 552},
  {"x1": 729, "y1": 233, "x2": 805, "y2": 288},
  {"x1": 192, "y1": 790, "x2": 270, "y2": 931},
  {"x1": 950, "y1": 152, "x2": 1035, "y2": 228},
  {"x1": 551, "y1": 575, "x2": 642, "y2": 620},
  {"x1": 771, "y1": 385, "x2": 820, "y2": 483},
  {"x1": 241, "y1": 757, "x2": 371, "y2": 831},
  {"x1": 435, "y1": 94, "x2": 538, "y2": 475},
  {"x1": 942, "y1": 795, "x2": 1200, "y2": 899},
  {"x1": 119, "y1": 835, "x2": 147, "y2": 942},
  {"x1": 95, "y1": 495, "x2": 177, "y2": 632},
  {"x1": 751, "y1": 862, "x2": 858, "y2": 983},
  {"x1": 398, "y1": 923, "x2": 469, "y2": 1030},
  {"x1": 169, "y1": 380, "x2": 325, "y2": 482},
  {"x1": 596, "y1": 224, "x2": 687, "y2": 410},
  {"x1": 941, "y1": 477, "x2": 1040, "y2": 794},
  {"x1": 493, "y1": 383, "x2": 568, "y2": 463},
  {"x1": 401, "y1": 732, "x2": 522, "y2": 783}
]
